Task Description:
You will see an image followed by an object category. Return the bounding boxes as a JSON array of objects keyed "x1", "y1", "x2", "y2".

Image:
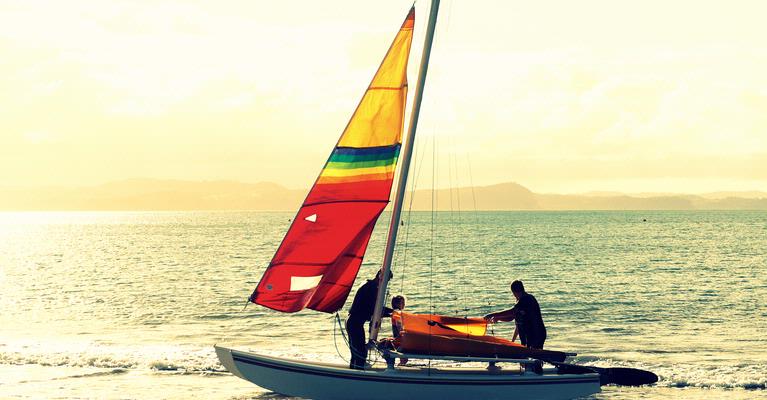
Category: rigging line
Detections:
[
  {"x1": 424, "y1": 0, "x2": 456, "y2": 372},
  {"x1": 453, "y1": 144, "x2": 469, "y2": 317},
  {"x1": 465, "y1": 152, "x2": 487, "y2": 319},
  {"x1": 465, "y1": 153, "x2": 480, "y2": 221},
  {"x1": 394, "y1": 0, "x2": 447, "y2": 315},
  {"x1": 446, "y1": 137, "x2": 459, "y2": 315},
  {"x1": 398, "y1": 134, "x2": 430, "y2": 295},
  {"x1": 440, "y1": 0, "x2": 466, "y2": 322},
  {"x1": 428, "y1": 123, "x2": 437, "y2": 374},
  {"x1": 391, "y1": 146, "x2": 410, "y2": 289},
  {"x1": 451, "y1": 140, "x2": 469, "y2": 320},
  {"x1": 337, "y1": 313, "x2": 380, "y2": 366},
  {"x1": 333, "y1": 313, "x2": 370, "y2": 365},
  {"x1": 393, "y1": 0, "x2": 445, "y2": 312},
  {"x1": 393, "y1": 133, "x2": 419, "y2": 283},
  {"x1": 332, "y1": 313, "x2": 349, "y2": 363},
  {"x1": 454, "y1": 147, "x2": 472, "y2": 339},
  {"x1": 445, "y1": 0, "x2": 454, "y2": 32}
]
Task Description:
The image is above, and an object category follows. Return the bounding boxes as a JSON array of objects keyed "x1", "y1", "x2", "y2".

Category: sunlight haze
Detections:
[{"x1": 2, "y1": 0, "x2": 765, "y2": 195}]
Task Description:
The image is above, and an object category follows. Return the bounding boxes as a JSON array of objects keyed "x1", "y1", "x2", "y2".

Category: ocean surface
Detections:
[{"x1": 1, "y1": 210, "x2": 765, "y2": 399}]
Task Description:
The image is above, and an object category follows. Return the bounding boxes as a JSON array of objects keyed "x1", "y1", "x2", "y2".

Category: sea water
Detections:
[{"x1": 0, "y1": 211, "x2": 765, "y2": 399}]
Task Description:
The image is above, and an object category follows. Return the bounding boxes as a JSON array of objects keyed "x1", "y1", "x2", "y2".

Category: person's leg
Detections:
[
  {"x1": 529, "y1": 336, "x2": 545, "y2": 350},
  {"x1": 529, "y1": 336, "x2": 545, "y2": 374},
  {"x1": 519, "y1": 330, "x2": 528, "y2": 347},
  {"x1": 346, "y1": 319, "x2": 366, "y2": 369}
]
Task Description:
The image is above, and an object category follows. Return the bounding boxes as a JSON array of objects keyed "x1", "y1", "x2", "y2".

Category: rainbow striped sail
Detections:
[{"x1": 251, "y1": 8, "x2": 414, "y2": 313}]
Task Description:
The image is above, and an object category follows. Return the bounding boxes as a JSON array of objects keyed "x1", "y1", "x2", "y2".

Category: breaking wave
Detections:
[
  {"x1": 0, "y1": 339, "x2": 225, "y2": 373},
  {"x1": 576, "y1": 357, "x2": 767, "y2": 391}
]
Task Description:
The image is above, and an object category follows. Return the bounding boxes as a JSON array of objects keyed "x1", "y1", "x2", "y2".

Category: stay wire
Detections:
[
  {"x1": 332, "y1": 313, "x2": 379, "y2": 366},
  {"x1": 428, "y1": 125, "x2": 437, "y2": 373},
  {"x1": 465, "y1": 153, "x2": 496, "y2": 322},
  {"x1": 395, "y1": 133, "x2": 430, "y2": 296},
  {"x1": 450, "y1": 142, "x2": 471, "y2": 337},
  {"x1": 445, "y1": 140, "x2": 457, "y2": 315},
  {"x1": 424, "y1": 0, "x2": 456, "y2": 372}
]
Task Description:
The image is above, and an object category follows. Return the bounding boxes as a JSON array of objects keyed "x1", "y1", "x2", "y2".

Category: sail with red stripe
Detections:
[{"x1": 250, "y1": 8, "x2": 415, "y2": 313}]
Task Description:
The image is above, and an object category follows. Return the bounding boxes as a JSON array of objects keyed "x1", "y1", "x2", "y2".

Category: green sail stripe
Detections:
[
  {"x1": 329, "y1": 149, "x2": 401, "y2": 163},
  {"x1": 326, "y1": 158, "x2": 398, "y2": 170}
]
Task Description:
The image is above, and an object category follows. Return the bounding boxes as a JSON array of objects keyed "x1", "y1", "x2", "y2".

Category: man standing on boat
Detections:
[
  {"x1": 484, "y1": 280, "x2": 547, "y2": 350},
  {"x1": 346, "y1": 269, "x2": 393, "y2": 370}
]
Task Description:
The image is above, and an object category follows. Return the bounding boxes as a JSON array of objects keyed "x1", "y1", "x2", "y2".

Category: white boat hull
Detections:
[{"x1": 215, "y1": 346, "x2": 601, "y2": 400}]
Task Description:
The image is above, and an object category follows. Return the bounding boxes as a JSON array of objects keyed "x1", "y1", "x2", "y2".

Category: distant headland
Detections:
[{"x1": 1, "y1": 179, "x2": 765, "y2": 211}]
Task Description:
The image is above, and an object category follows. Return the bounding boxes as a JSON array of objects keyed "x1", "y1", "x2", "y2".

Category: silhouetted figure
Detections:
[
  {"x1": 484, "y1": 280, "x2": 546, "y2": 373},
  {"x1": 346, "y1": 270, "x2": 393, "y2": 370},
  {"x1": 484, "y1": 280, "x2": 546, "y2": 348}
]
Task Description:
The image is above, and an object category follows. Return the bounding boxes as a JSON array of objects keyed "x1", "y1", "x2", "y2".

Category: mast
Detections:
[{"x1": 369, "y1": 0, "x2": 440, "y2": 342}]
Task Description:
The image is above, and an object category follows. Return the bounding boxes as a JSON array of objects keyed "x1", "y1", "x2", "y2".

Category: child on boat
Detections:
[
  {"x1": 391, "y1": 295, "x2": 405, "y2": 337},
  {"x1": 378, "y1": 295, "x2": 408, "y2": 366},
  {"x1": 391, "y1": 295, "x2": 408, "y2": 365}
]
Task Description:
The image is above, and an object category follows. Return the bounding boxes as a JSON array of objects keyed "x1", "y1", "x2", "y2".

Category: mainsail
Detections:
[{"x1": 250, "y1": 9, "x2": 415, "y2": 313}]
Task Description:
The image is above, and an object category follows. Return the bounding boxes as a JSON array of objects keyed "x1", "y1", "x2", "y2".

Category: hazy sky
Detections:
[{"x1": 2, "y1": 0, "x2": 765, "y2": 193}]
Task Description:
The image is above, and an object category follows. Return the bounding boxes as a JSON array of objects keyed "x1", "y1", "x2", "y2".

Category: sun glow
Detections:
[{"x1": 1, "y1": 0, "x2": 766, "y2": 198}]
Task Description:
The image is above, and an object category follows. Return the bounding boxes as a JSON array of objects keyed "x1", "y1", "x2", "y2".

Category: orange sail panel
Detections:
[
  {"x1": 393, "y1": 313, "x2": 569, "y2": 362},
  {"x1": 394, "y1": 313, "x2": 489, "y2": 337},
  {"x1": 250, "y1": 9, "x2": 415, "y2": 313}
]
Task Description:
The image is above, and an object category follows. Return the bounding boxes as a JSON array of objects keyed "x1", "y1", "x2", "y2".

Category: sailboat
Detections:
[{"x1": 215, "y1": 2, "x2": 654, "y2": 399}]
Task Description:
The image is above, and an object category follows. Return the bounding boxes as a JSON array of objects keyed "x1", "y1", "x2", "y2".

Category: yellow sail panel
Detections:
[
  {"x1": 319, "y1": 164, "x2": 395, "y2": 178},
  {"x1": 316, "y1": 172, "x2": 395, "y2": 185},
  {"x1": 369, "y1": 28, "x2": 413, "y2": 88},
  {"x1": 337, "y1": 10, "x2": 413, "y2": 148},
  {"x1": 443, "y1": 323, "x2": 488, "y2": 336},
  {"x1": 397, "y1": 313, "x2": 489, "y2": 337},
  {"x1": 337, "y1": 90, "x2": 407, "y2": 148}
]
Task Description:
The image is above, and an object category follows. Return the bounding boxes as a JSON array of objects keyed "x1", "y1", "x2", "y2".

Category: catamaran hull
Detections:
[{"x1": 215, "y1": 346, "x2": 601, "y2": 400}]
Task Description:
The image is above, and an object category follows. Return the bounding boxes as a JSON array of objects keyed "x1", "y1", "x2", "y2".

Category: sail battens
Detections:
[
  {"x1": 316, "y1": 175, "x2": 394, "y2": 186},
  {"x1": 302, "y1": 199, "x2": 389, "y2": 207},
  {"x1": 326, "y1": 159, "x2": 396, "y2": 170},
  {"x1": 267, "y1": 261, "x2": 334, "y2": 268},
  {"x1": 321, "y1": 163, "x2": 395, "y2": 175},
  {"x1": 305, "y1": 180, "x2": 397, "y2": 204},
  {"x1": 333, "y1": 144, "x2": 400, "y2": 157},
  {"x1": 250, "y1": 8, "x2": 414, "y2": 314},
  {"x1": 317, "y1": 169, "x2": 394, "y2": 183},
  {"x1": 367, "y1": 86, "x2": 407, "y2": 91}
]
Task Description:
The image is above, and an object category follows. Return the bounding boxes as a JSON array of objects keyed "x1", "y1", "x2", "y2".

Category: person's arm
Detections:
[
  {"x1": 484, "y1": 306, "x2": 517, "y2": 322},
  {"x1": 382, "y1": 307, "x2": 393, "y2": 318},
  {"x1": 512, "y1": 326, "x2": 518, "y2": 342}
]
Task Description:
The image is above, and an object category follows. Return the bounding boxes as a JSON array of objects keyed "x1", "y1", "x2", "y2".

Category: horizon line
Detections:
[{"x1": 1, "y1": 177, "x2": 765, "y2": 197}]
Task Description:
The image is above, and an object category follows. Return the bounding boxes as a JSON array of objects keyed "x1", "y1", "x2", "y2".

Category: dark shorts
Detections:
[
  {"x1": 526, "y1": 337, "x2": 545, "y2": 350},
  {"x1": 520, "y1": 330, "x2": 546, "y2": 349}
]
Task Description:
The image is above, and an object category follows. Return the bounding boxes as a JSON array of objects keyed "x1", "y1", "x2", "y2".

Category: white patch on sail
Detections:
[
  {"x1": 290, "y1": 275, "x2": 323, "y2": 291},
  {"x1": 305, "y1": 214, "x2": 317, "y2": 222}
]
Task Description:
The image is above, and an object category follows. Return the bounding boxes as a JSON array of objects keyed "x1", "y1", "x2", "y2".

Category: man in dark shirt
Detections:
[
  {"x1": 346, "y1": 269, "x2": 393, "y2": 370},
  {"x1": 484, "y1": 280, "x2": 547, "y2": 349}
]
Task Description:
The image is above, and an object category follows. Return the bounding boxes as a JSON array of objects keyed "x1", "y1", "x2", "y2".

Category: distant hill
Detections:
[
  {"x1": 0, "y1": 179, "x2": 765, "y2": 211},
  {"x1": 407, "y1": 182, "x2": 538, "y2": 210},
  {"x1": 407, "y1": 183, "x2": 767, "y2": 210}
]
